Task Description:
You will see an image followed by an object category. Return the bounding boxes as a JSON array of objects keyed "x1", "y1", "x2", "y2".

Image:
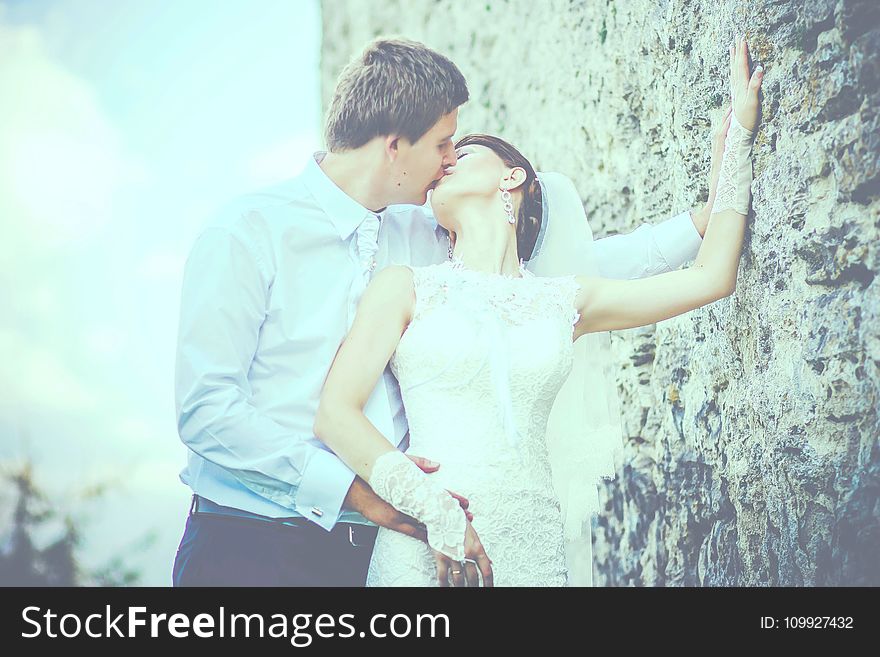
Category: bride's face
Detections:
[{"x1": 429, "y1": 144, "x2": 521, "y2": 229}]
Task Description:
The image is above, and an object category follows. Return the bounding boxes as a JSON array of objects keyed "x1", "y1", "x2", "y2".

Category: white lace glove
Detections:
[
  {"x1": 368, "y1": 450, "x2": 468, "y2": 561},
  {"x1": 710, "y1": 109, "x2": 756, "y2": 216}
]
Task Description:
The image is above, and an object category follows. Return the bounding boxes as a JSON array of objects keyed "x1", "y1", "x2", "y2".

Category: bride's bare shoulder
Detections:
[
  {"x1": 573, "y1": 274, "x2": 603, "y2": 302},
  {"x1": 368, "y1": 264, "x2": 416, "y2": 294},
  {"x1": 356, "y1": 265, "x2": 417, "y2": 328},
  {"x1": 571, "y1": 274, "x2": 607, "y2": 338}
]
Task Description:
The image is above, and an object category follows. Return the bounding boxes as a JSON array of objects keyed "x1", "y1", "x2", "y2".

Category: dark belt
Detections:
[{"x1": 189, "y1": 494, "x2": 378, "y2": 547}]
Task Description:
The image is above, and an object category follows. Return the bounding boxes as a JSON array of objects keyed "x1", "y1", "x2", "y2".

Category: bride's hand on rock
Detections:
[
  {"x1": 729, "y1": 35, "x2": 764, "y2": 133},
  {"x1": 432, "y1": 520, "x2": 494, "y2": 587}
]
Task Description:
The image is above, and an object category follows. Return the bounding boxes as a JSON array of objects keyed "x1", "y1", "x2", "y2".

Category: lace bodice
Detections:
[{"x1": 366, "y1": 258, "x2": 582, "y2": 586}]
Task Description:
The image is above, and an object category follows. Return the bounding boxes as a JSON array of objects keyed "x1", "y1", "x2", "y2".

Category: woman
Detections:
[{"x1": 314, "y1": 37, "x2": 764, "y2": 586}]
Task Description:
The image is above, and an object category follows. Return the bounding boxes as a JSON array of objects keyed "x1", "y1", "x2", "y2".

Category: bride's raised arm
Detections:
[
  {"x1": 574, "y1": 35, "x2": 764, "y2": 340},
  {"x1": 573, "y1": 203, "x2": 745, "y2": 338}
]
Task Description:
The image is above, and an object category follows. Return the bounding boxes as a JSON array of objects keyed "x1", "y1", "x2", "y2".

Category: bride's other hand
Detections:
[
  {"x1": 730, "y1": 35, "x2": 764, "y2": 133},
  {"x1": 407, "y1": 453, "x2": 475, "y2": 522},
  {"x1": 341, "y1": 475, "x2": 473, "y2": 546},
  {"x1": 343, "y1": 476, "x2": 430, "y2": 541},
  {"x1": 433, "y1": 521, "x2": 494, "y2": 587}
]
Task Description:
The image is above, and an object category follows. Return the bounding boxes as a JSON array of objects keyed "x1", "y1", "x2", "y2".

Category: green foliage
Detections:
[{"x1": 0, "y1": 458, "x2": 154, "y2": 587}]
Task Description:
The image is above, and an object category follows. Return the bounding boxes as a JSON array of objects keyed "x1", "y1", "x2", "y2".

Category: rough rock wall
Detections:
[{"x1": 320, "y1": 0, "x2": 880, "y2": 586}]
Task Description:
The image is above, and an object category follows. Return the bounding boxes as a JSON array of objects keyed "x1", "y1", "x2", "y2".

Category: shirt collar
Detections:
[
  {"x1": 423, "y1": 203, "x2": 448, "y2": 242},
  {"x1": 302, "y1": 151, "x2": 380, "y2": 240},
  {"x1": 433, "y1": 218, "x2": 448, "y2": 242}
]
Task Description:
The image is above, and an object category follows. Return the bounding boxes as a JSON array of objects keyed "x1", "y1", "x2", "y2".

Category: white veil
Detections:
[{"x1": 525, "y1": 172, "x2": 626, "y2": 587}]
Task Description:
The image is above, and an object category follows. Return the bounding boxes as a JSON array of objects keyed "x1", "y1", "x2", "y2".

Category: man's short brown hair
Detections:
[{"x1": 324, "y1": 38, "x2": 469, "y2": 152}]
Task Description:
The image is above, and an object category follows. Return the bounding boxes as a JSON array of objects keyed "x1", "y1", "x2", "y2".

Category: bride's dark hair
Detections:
[{"x1": 453, "y1": 134, "x2": 543, "y2": 261}]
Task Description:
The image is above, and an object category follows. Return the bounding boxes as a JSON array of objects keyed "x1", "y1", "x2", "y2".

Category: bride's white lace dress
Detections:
[{"x1": 365, "y1": 257, "x2": 582, "y2": 587}]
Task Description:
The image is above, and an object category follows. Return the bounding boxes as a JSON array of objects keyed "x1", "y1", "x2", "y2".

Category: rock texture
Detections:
[{"x1": 321, "y1": 0, "x2": 880, "y2": 585}]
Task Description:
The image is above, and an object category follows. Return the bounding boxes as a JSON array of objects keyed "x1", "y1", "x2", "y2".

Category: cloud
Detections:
[
  {"x1": 0, "y1": 15, "x2": 148, "y2": 429},
  {"x1": 0, "y1": 0, "x2": 323, "y2": 585},
  {"x1": 0, "y1": 329, "x2": 99, "y2": 413},
  {"x1": 245, "y1": 134, "x2": 322, "y2": 186},
  {"x1": 0, "y1": 21, "x2": 148, "y2": 251}
]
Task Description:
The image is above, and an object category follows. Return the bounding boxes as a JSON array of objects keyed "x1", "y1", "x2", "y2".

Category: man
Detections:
[{"x1": 171, "y1": 37, "x2": 715, "y2": 586}]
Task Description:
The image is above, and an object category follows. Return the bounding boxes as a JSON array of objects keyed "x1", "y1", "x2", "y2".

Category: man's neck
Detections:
[{"x1": 318, "y1": 150, "x2": 389, "y2": 214}]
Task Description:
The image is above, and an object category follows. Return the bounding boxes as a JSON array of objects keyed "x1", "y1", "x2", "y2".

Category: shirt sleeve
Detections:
[
  {"x1": 592, "y1": 209, "x2": 703, "y2": 279},
  {"x1": 174, "y1": 223, "x2": 356, "y2": 531}
]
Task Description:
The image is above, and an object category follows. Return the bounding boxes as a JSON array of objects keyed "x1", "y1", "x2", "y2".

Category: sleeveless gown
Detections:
[{"x1": 365, "y1": 258, "x2": 582, "y2": 587}]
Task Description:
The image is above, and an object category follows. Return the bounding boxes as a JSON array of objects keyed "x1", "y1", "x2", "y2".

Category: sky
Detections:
[{"x1": 0, "y1": 0, "x2": 323, "y2": 585}]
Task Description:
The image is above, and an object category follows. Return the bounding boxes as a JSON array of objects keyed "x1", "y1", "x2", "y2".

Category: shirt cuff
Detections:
[
  {"x1": 652, "y1": 209, "x2": 703, "y2": 271},
  {"x1": 294, "y1": 447, "x2": 357, "y2": 532}
]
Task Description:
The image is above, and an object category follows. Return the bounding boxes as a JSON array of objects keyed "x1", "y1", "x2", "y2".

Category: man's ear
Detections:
[{"x1": 385, "y1": 135, "x2": 401, "y2": 163}]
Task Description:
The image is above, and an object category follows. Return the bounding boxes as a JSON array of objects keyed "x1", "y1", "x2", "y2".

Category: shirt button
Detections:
[{"x1": 310, "y1": 507, "x2": 323, "y2": 517}]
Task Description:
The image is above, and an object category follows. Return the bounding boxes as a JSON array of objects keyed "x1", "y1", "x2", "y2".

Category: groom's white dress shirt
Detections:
[{"x1": 174, "y1": 151, "x2": 702, "y2": 531}]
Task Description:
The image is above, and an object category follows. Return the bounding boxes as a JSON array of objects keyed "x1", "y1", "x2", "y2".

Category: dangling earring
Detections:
[
  {"x1": 501, "y1": 186, "x2": 515, "y2": 225},
  {"x1": 447, "y1": 231, "x2": 455, "y2": 260}
]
